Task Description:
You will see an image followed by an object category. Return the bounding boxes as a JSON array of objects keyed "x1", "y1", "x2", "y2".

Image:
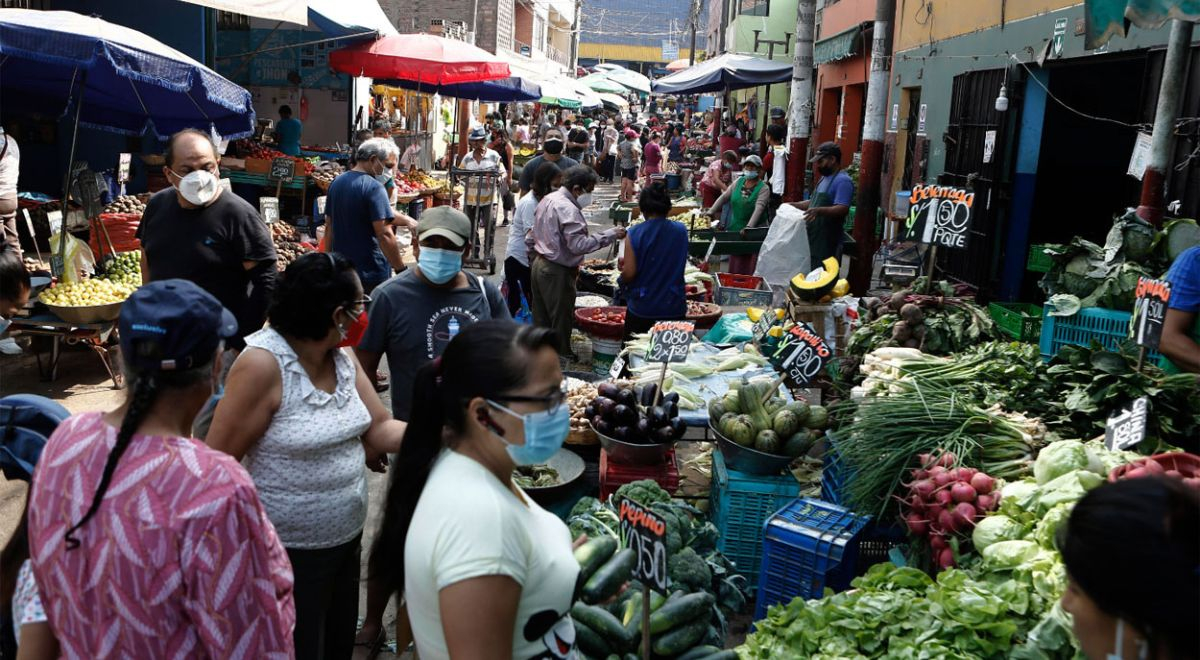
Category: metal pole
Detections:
[
  {"x1": 688, "y1": 0, "x2": 698, "y2": 65},
  {"x1": 783, "y1": 0, "x2": 815, "y2": 203},
  {"x1": 56, "y1": 71, "x2": 87, "y2": 279},
  {"x1": 1136, "y1": 19, "x2": 1194, "y2": 228},
  {"x1": 848, "y1": 0, "x2": 896, "y2": 294}
]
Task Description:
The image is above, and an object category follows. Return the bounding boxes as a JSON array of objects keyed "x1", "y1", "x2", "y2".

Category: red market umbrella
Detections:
[
  {"x1": 665, "y1": 58, "x2": 691, "y2": 72},
  {"x1": 329, "y1": 33, "x2": 510, "y2": 85}
]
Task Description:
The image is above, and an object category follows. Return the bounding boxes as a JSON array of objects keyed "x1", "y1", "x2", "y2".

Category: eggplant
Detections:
[
  {"x1": 639, "y1": 383, "x2": 658, "y2": 407},
  {"x1": 593, "y1": 417, "x2": 611, "y2": 435},
  {"x1": 613, "y1": 404, "x2": 637, "y2": 425},
  {"x1": 669, "y1": 417, "x2": 687, "y2": 439},
  {"x1": 662, "y1": 401, "x2": 679, "y2": 421},
  {"x1": 636, "y1": 417, "x2": 651, "y2": 438},
  {"x1": 617, "y1": 388, "x2": 637, "y2": 407},
  {"x1": 649, "y1": 405, "x2": 668, "y2": 428},
  {"x1": 653, "y1": 426, "x2": 676, "y2": 443},
  {"x1": 660, "y1": 391, "x2": 679, "y2": 406},
  {"x1": 594, "y1": 397, "x2": 616, "y2": 417},
  {"x1": 612, "y1": 425, "x2": 630, "y2": 441},
  {"x1": 597, "y1": 382, "x2": 621, "y2": 399},
  {"x1": 584, "y1": 404, "x2": 596, "y2": 419}
]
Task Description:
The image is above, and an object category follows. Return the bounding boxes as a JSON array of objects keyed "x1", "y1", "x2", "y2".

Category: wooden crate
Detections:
[
  {"x1": 787, "y1": 301, "x2": 849, "y2": 355},
  {"x1": 244, "y1": 158, "x2": 271, "y2": 174}
]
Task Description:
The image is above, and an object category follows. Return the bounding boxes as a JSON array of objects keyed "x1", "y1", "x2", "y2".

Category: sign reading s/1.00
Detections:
[
  {"x1": 647, "y1": 321, "x2": 695, "y2": 363},
  {"x1": 1132, "y1": 277, "x2": 1171, "y2": 351},
  {"x1": 770, "y1": 321, "x2": 831, "y2": 387},
  {"x1": 903, "y1": 184, "x2": 974, "y2": 250},
  {"x1": 617, "y1": 498, "x2": 669, "y2": 594}
]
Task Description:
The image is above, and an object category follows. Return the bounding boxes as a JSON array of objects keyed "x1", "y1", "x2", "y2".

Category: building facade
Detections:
[
  {"x1": 579, "y1": 0, "x2": 705, "y2": 74},
  {"x1": 709, "y1": 0, "x2": 797, "y2": 135},
  {"x1": 813, "y1": 0, "x2": 873, "y2": 169}
]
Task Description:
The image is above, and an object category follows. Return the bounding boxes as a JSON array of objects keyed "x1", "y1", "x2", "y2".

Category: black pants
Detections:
[
  {"x1": 287, "y1": 535, "x2": 362, "y2": 660},
  {"x1": 600, "y1": 155, "x2": 615, "y2": 181},
  {"x1": 505, "y1": 255, "x2": 532, "y2": 316}
]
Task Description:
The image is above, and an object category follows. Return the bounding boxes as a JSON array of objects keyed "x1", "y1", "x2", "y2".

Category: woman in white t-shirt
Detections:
[{"x1": 369, "y1": 320, "x2": 580, "y2": 660}]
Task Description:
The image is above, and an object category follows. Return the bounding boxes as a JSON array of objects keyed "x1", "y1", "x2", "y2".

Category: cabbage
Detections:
[
  {"x1": 1037, "y1": 470, "x2": 1104, "y2": 512},
  {"x1": 972, "y1": 515, "x2": 1024, "y2": 552},
  {"x1": 1034, "y1": 504, "x2": 1072, "y2": 549},
  {"x1": 1034, "y1": 440, "x2": 1090, "y2": 485},
  {"x1": 981, "y1": 540, "x2": 1040, "y2": 570}
]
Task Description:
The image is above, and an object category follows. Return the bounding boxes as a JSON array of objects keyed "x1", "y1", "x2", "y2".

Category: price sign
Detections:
[
  {"x1": 269, "y1": 157, "x2": 295, "y2": 183},
  {"x1": 46, "y1": 210, "x2": 63, "y2": 234},
  {"x1": 752, "y1": 312, "x2": 776, "y2": 342},
  {"x1": 902, "y1": 184, "x2": 974, "y2": 250},
  {"x1": 646, "y1": 321, "x2": 695, "y2": 363},
  {"x1": 617, "y1": 498, "x2": 669, "y2": 594},
  {"x1": 608, "y1": 354, "x2": 627, "y2": 379},
  {"x1": 1105, "y1": 396, "x2": 1149, "y2": 451},
  {"x1": 259, "y1": 197, "x2": 280, "y2": 224},
  {"x1": 704, "y1": 236, "x2": 717, "y2": 262},
  {"x1": 117, "y1": 153, "x2": 132, "y2": 183},
  {"x1": 770, "y1": 321, "x2": 831, "y2": 387},
  {"x1": 1132, "y1": 277, "x2": 1171, "y2": 351}
]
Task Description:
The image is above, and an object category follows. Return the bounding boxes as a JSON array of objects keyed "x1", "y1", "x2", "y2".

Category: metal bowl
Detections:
[
  {"x1": 40, "y1": 300, "x2": 123, "y2": 325},
  {"x1": 593, "y1": 423, "x2": 674, "y2": 465},
  {"x1": 710, "y1": 422, "x2": 793, "y2": 476},
  {"x1": 516, "y1": 448, "x2": 586, "y2": 503}
]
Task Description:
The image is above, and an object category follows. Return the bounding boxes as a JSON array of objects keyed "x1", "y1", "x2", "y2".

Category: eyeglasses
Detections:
[
  {"x1": 342, "y1": 295, "x2": 371, "y2": 314},
  {"x1": 490, "y1": 388, "x2": 566, "y2": 415}
]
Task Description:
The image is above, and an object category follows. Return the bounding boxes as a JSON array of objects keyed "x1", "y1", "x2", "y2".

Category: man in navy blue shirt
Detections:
[
  {"x1": 324, "y1": 137, "x2": 406, "y2": 293},
  {"x1": 792, "y1": 141, "x2": 854, "y2": 266}
]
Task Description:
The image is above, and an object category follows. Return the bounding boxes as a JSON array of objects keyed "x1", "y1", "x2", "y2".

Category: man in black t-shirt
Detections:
[
  {"x1": 136, "y1": 129, "x2": 277, "y2": 436},
  {"x1": 566, "y1": 124, "x2": 590, "y2": 162}
]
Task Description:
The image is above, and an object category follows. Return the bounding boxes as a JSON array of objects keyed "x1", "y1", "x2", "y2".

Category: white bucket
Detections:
[{"x1": 591, "y1": 336, "x2": 622, "y2": 376}]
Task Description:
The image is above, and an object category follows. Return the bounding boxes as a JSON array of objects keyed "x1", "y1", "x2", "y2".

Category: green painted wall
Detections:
[{"x1": 726, "y1": 0, "x2": 797, "y2": 126}]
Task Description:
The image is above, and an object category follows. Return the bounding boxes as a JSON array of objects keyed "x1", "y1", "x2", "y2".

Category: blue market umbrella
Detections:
[
  {"x1": 651, "y1": 53, "x2": 791, "y2": 95},
  {"x1": 378, "y1": 76, "x2": 541, "y2": 103}
]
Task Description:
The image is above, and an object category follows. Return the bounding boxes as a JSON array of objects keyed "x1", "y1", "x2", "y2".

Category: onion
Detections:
[
  {"x1": 970, "y1": 472, "x2": 996, "y2": 495},
  {"x1": 951, "y1": 502, "x2": 977, "y2": 530},
  {"x1": 937, "y1": 453, "x2": 956, "y2": 468},
  {"x1": 917, "y1": 453, "x2": 934, "y2": 468},
  {"x1": 905, "y1": 513, "x2": 928, "y2": 536},
  {"x1": 937, "y1": 548, "x2": 956, "y2": 570},
  {"x1": 950, "y1": 482, "x2": 977, "y2": 503},
  {"x1": 976, "y1": 494, "x2": 996, "y2": 511},
  {"x1": 933, "y1": 489, "x2": 954, "y2": 507},
  {"x1": 928, "y1": 534, "x2": 948, "y2": 551},
  {"x1": 928, "y1": 465, "x2": 947, "y2": 477},
  {"x1": 911, "y1": 479, "x2": 936, "y2": 500},
  {"x1": 911, "y1": 468, "x2": 929, "y2": 481}
]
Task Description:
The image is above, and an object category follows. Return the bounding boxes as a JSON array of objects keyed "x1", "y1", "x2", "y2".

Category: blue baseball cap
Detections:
[{"x1": 119, "y1": 279, "x2": 237, "y2": 372}]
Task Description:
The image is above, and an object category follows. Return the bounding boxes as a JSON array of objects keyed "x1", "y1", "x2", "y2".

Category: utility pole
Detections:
[
  {"x1": 848, "y1": 0, "x2": 896, "y2": 294},
  {"x1": 783, "y1": 0, "x2": 815, "y2": 203},
  {"x1": 1137, "y1": 19, "x2": 1194, "y2": 227},
  {"x1": 688, "y1": 0, "x2": 699, "y2": 65},
  {"x1": 571, "y1": 0, "x2": 583, "y2": 71}
]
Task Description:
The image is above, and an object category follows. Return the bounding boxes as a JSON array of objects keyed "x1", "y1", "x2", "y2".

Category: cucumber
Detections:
[
  {"x1": 572, "y1": 603, "x2": 634, "y2": 651},
  {"x1": 652, "y1": 619, "x2": 708, "y2": 656},
  {"x1": 648, "y1": 592, "x2": 715, "y2": 634},
  {"x1": 582, "y1": 548, "x2": 635, "y2": 604},
  {"x1": 677, "y1": 645, "x2": 724, "y2": 660},
  {"x1": 574, "y1": 618, "x2": 613, "y2": 659},
  {"x1": 694, "y1": 651, "x2": 739, "y2": 660},
  {"x1": 574, "y1": 536, "x2": 618, "y2": 584}
]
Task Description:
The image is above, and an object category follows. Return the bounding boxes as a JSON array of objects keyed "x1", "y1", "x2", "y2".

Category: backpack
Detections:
[{"x1": 0, "y1": 394, "x2": 70, "y2": 482}]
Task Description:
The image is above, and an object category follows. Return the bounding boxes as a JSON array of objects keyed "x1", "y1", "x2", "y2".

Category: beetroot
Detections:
[
  {"x1": 934, "y1": 489, "x2": 954, "y2": 507},
  {"x1": 950, "y1": 502, "x2": 977, "y2": 530},
  {"x1": 933, "y1": 471, "x2": 954, "y2": 488},
  {"x1": 909, "y1": 494, "x2": 927, "y2": 512},
  {"x1": 950, "y1": 482, "x2": 977, "y2": 503},
  {"x1": 911, "y1": 468, "x2": 929, "y2": 481},
  {"x1": 911, "y1": 479, "x2": 935, "y2": 500},
  {"x1": 928, "y1": 534, "x2": 947, "y2": 551},
  {"x1": 976, "y1": 494, "x2": 996, "y2": 512},
  {"x1": 937, "y1": 548, "x2": 956, "y2": 569},
  {"x1": 906, "y1": 514, "x2": 929, "y2": 536},
  {"x1": 937, "y1": 509, "x2": 957, "y2": 533},
  {"x1": 917, "y1": 453, "x2": 934, "y2": 468},
  {"x1": 970, "y1": 472, "x2": 996, "y2": 495},
  {"x1": 954, "y1": 467, "x2": 978, "y2": 481},
  {"x1": 936, "y1": 453, "x2": 956, "y2": 468}
]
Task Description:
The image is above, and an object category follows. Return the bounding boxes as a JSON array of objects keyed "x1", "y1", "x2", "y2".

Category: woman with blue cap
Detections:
[{"x1": 25, "y1": 279, "x2": 295, "y2": 658}]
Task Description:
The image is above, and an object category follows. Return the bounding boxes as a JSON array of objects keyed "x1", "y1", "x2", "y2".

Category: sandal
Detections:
[
  {"x1": 374, "y1": 371, "x2": 390, "y2": 393},
  {"x1": 351, "y1": 628, "x2": 387, "y2": 660}
]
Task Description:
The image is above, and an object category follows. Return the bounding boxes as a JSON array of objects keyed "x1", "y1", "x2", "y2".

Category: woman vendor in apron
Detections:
[{"x1": 706, "y1": 155, "x2": 769, "y2": 275}]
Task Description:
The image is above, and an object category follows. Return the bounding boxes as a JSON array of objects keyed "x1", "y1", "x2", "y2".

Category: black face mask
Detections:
[
  {"x1": 544, "y1": 140, "x2": 564, "y2": 155},
  {"x1": 818, "y1": 164, "x2": 836, "y2": 176}
]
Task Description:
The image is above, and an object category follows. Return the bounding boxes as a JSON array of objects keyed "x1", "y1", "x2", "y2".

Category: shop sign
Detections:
[
  {"x1": 647, "y1": 321, "x2": 695, "y2": 363},
  {"x1": 771, "y1": 321, "x2": 830, "y2": 387},
  {"x1": 1105, "y1": 396, "x2": 1148, "y2": 451},
  {"x1": 269, "y1": 157, "x2": 296, "y2": 183},
  {"x1": 259, "y1": 197, "x2": 280, "y2": 224},
  {"x1": 1053, "y1": 18, "x2": 1068, "y2": 58},
  {"x1": 916, "y1": 104, "x2": 928, "y2": 135},
  {"x1": 903, "y1": 184, "x2": 974, "y2": 249},
  {"x1": 1127, "y1": 132, "x2": 1152, "y2": 180},
  {"x1": 1131, "y1": 277, "x2": 1170, "y2": 351},
  {"x1": 982, "y1": 130, "x2": 996, "y2": 164},
  {"x1": 618, "y1": 498, "x2": 669, "y2": 593},
  {"x1": 662, "y1": 41, "x2": 679, "y2": 61},
  {"x1": 117, "y1": 153, "x2": 132, "y2": 184}
]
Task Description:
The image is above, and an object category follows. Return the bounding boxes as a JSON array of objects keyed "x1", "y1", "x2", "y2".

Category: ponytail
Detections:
[
  {"x1": 64, "y1": 376, "x2": 159, "y2": 549},
  {"x1": 367, "y1": 321, "x2": 558, "y2": 598}
]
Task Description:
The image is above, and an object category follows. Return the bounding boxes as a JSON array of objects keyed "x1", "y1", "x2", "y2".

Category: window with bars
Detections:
[
  {"x1": 0, "y1": 0, "x2": 47, "y2": 8},
  {"x1": 217, "y1": 11, "x2": 251, "y2": 30},
  {"x1": 738, "y1": 0, "x2": 768, "y2": 17}
]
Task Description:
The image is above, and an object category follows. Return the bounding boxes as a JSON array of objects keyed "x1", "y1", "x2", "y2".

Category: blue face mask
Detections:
[
  {"x1": 418, "y1": 247, "x2": 462, "y2": 284},
  {"x1": 744, "y1": 170, "x2": 759, "y2": 179},
  {"x1": 487, "y1": 399, "x2": 570, "y2": 465}
]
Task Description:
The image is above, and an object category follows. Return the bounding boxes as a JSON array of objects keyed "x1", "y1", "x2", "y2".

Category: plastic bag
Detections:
[
  {"x1": 702, "y1": 313, "x2": 753, "y2": 344},
  {"x1": 49, "y1": 231, "x2": 95, "y2": 283},
  {"x1": 754, "y1": 204, "x2": 810, "y2": 287}
]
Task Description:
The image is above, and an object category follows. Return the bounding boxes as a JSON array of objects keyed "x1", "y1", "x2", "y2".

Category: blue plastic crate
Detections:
[
  {"x1": 754, "y1": 498, "x2": 871, "y2": 619},
  {"x1": 1039, "y1": 306, "x2": 1162, "y2": 362},
  {"x1": 710, "y1": 450, "x2": 800, "y2": 583},
  {"x1": 819, "y1": 436, "x2": 850, "y2": 507}
]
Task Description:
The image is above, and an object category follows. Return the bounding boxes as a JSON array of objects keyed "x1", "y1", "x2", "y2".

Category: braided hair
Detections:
[{"x1": 63, "y1": 363, "x2": 211, "y2": 550}]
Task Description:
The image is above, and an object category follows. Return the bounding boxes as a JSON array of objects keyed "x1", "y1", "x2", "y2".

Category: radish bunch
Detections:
[{"x1": 900, "y1": 452, "x2": 1001, "y2": 570}]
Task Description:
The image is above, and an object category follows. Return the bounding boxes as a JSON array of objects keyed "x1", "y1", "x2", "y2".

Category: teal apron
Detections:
[
  {"x1": 1158, "y1": 316, "x2": 1200, "y2": 374},
  {"x1": 806, "y1": 183, "x2": 842, "y2": 266}
]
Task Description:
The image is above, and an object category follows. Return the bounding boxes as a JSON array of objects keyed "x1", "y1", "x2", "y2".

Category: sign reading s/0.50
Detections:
[{"x1": 617, "y1": 498, "x2": 669, "y2": 594}]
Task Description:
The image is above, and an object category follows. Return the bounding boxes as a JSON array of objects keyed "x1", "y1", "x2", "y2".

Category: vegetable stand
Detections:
[{"x1": 688, "y1": 227, "x2": 768, "y2": 258}]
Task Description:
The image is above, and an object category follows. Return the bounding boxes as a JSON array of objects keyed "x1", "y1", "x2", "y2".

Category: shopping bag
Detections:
[
  {"x1": 753, "y1": 203, "x2": 810, "y2": 287},
  {"x1": 48, "y1": 231, "x2": 96, "y2": 283}
]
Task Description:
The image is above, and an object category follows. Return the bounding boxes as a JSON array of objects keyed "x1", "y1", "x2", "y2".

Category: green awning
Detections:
[
  {"x1": 1085, "y1": 0, "x2": 1200, "y2": 49},
  {"x1": 814, "y1": 25, "x2": 864, "y2": 66}
]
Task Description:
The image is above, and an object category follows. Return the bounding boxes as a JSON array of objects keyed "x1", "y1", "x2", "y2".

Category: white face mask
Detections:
[
  {"x1": 576, "y1": 192, "x2": 594, "y2": 208},
  {"x1": 171, "y1": 169, "x2": 220, "y2": 206}
]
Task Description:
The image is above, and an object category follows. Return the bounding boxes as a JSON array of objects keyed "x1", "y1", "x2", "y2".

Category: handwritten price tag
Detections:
[
  {"x1": 752, "y1": 312, "x2": 776, "y2": 342},
  {"x1": 1132, "y1": 277, "x2": 1171, "y2": 351},
  {"x1": 609, "y1": 354, "x2": 626, "y2": 379},
  {"x1": 269, "y1": 157, "x2": 295, "y2": 183},
  {"x1": 1105, "y1": 396, "x2": 1149, "y2": 451},
  {"x1": 117, "y1": 153, "x2": 132, "y2": 183},
  {"x1": 618, "y1": 498, "x2": 669, "y2": 594},
  {"x1": 646, "y1": 321, "x2": 695, "y2": 363},
  {"x1": 770, "y1": 321, "x2": 831, "y2": 387}
]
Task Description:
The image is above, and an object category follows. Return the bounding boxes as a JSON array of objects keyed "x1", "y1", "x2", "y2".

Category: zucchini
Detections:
[
  {"x1": 574, "y1": 619, "x2": 613, "y2": 659},
  {"x1": 677, "y1": 645, "x2": 723, "y2": 660},
  {"x1": 574, "y1": 536, "x2": 619, "y2": 584},
  {"x1": 582, "y1": 548, "x2": 635, "y2": 604},
  {"x1": 694, "y1": 651, "x2": 739, "y2": 660},
  {"x1": 648, "y1": 592, "x2": 715, "y2": 634},
  {"x1": 572, "y1": 603, "x2": 634, "y2": 651},
  {"x1": 652, "y1": 619, "x2": 708, "y2": 656}
]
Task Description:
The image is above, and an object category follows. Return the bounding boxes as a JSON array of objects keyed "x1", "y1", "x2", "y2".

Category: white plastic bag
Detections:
[
  {"x1": 753, "y1": 204, "x2": 810, "y2": 287},
  {"x1": 49, "y1": 231, "x2": 95, "y2": 284}
]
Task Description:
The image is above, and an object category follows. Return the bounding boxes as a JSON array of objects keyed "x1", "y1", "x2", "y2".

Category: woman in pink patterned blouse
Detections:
[{"x1": 27, "y1": 280, "x2": 295, "y2": 659}]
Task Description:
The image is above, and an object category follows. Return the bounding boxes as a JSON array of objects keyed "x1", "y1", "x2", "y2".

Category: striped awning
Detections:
[{"x1": 813, "y1": 24, "x2": 865, "y2": 66}]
